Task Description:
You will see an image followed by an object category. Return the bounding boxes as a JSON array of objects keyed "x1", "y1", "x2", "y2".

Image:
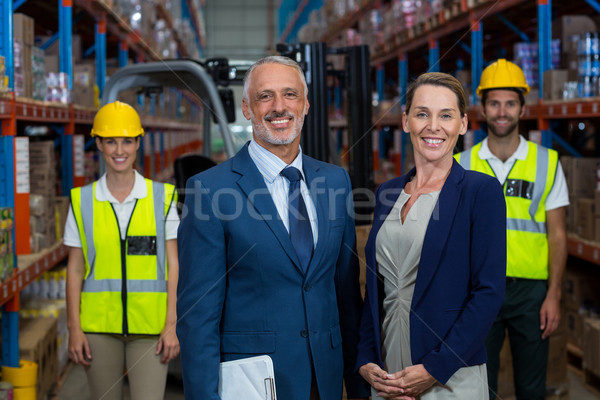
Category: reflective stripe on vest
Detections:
[{"x1": 455, "y1": 141, "x2": 558, "y2": 279}]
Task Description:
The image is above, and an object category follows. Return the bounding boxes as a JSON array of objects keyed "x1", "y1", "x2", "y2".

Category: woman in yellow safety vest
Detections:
[{"x1": 64, "y1": 101, "x2": 180, "y2": 400}]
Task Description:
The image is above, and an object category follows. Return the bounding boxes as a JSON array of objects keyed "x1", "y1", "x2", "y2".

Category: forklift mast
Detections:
[{"x1": 278, "y1": 42, "x2": 375, "y2": 221}]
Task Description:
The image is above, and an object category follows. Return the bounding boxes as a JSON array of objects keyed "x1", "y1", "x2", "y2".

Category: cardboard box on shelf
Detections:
[
  {"x1": 576, "y1": 198, "x2": 595, "y2": 240},
  {"x1": 561, "y1": 156, "x2": 574, "y2": 195},
  {"x1": 543, "y1": 69, "x2": 568, "y2": 101},
  {"x1": 572, "y1": 158, "x2": 600, "y2": 198},
  {"x1": 45, "y1": 54, "x2": 58, "y2": 74},
  {"x1": 583, "y1": 317, "x2": 600, "y2": 377},
  {"x1": 564, "y1": 268, "x2": 600, "y2": 311},
  {"x1": 553, "y1": 15, "x2": 597, "y2": 57},
  {"x1": 19, "y1": 317, "x2": 58, "y2": 400},
  {"x1": 73, "y1": 64, "x2": 96, "y2": 109},
  {"x1": 13, "y1": 13, "x2": 34, "y2": 46}
]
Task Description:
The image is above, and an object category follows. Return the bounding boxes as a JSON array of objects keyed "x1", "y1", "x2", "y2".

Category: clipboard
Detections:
[{"x1": 218, "y1": 355, "x2": 277, "y2": 400}]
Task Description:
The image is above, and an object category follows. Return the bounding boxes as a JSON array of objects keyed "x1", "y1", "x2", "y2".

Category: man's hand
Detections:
[{"x1": 540, "y1": 293, "x2": 561, "y2": 339}]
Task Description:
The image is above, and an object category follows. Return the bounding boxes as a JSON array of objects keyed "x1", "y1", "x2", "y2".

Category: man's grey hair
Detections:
[{"x1": 242, "y1": 56, "x2": 308, "y2": 102}]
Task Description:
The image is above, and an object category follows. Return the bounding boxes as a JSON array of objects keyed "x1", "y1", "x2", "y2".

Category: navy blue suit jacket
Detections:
[
  {"x1": 356, "y1": 160, "x2": 506, "y2": 384},
  {"x1": 177, "y1": 144, "x2": 369, "y2": 400}
]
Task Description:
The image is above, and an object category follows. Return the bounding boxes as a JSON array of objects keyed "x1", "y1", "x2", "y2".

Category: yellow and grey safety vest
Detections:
[
  {"x1": 71, "y1": 179, "x2": 176, "y2": 335},
  {"x1": 455, "y1": 141, "x2": 558, "y2": 279}
]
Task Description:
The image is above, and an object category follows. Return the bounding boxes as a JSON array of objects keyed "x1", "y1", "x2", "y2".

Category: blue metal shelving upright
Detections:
[{"x1": 0, "y1": 1, "x2": 14, "y2": 92}]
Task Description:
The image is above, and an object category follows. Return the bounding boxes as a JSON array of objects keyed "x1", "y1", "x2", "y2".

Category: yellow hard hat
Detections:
[
  {"x1": 477, "y1": 59, "x2": 530, "y2": 96},
  {"x1": 91, "y1": 101, "x2": 144, "y2": 137}
]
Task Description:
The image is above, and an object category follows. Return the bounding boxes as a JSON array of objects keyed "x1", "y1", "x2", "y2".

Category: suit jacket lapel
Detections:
[
  {"x1": 232, "y1": 145, "x2": 303, "y2": 273},
  {"x1": 302, "y1": 156, "x2": 327, "y2": 276},
  {"x1": 412, "y1": 160, "x2": 464, "y2": 306}
]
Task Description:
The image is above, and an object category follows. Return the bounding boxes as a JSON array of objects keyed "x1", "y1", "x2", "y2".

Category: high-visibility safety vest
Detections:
[
  {"x1": 454, "y1": 141, "x2": 558, "y2": 279},
  {"x1": 71, "y1": 179, "x2": 176, "y2": 335}
]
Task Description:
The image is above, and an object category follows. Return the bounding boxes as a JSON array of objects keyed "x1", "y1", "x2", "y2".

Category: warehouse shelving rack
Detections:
[{"x1": 0, "y1": 0, "x2": 207, "y2": 375}]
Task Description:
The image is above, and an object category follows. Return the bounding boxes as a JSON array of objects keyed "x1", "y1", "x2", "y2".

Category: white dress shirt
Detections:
[{"x1": 248, "y1": 140, "x2": 318, "y2": 245}]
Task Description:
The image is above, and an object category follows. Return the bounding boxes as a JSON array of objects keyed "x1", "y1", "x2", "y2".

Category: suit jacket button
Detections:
[
  {"x1": 300, "y1": 329, "x2": 308, "y2": 338},
  {"x1": 304, "y1": 283, "x2": 311, "y2": 291}
]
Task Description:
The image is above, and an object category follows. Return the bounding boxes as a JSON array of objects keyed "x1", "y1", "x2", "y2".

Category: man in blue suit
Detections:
[{"x1": 177, "y1": 56, "x2": 369, "y2": 400}]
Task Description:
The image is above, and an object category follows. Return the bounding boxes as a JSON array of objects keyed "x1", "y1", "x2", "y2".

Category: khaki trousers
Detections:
[{"x1": 84, "y1": 333, "x2": 168, "y2": 400}]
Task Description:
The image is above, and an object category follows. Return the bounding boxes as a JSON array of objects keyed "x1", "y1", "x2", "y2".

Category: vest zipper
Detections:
[
  {"x1": 110, "y1": 200, "x2": 138, "y2": 336},
  {"x1": 120, "y1": 236, "x2": 128, "y2": 335}
]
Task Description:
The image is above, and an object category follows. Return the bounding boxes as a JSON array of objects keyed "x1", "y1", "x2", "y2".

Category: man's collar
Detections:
[
  {"x1": 478, "y1": 135, "x2": 528, "y2": 162},
  {"x1": 248, "y1": 140, "x2": 304, "y2": 182}
]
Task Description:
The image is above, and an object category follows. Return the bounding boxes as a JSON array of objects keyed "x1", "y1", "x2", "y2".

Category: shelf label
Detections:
[
  {"x1": 43, "y1": 108, "x2": 46, "y2": 118},
  {"x1": 577, "y1": 104, "x2": 582, "y2": 114},
  {"x1": 594, "y1": 249, "x2": 598, "y2": 261},
  {"x1": 3, "y1": 286, "x2": 7, "y2": 298},
  {"x1": 562, "y1": 105, "x2": 567, "y2": 115},
  {"x1": 33, "y1": 107, "x2": 37, "y2": 117},
  {"x1": 0, "y1": 102, "x2": 4, "y2": 114},
  {"x1": 25, "y1": 269, "x2": 29, "y2": 282},
  {"x1": 35, "y1": 263, "x2": 39, "y2": 274},
  {"x1": 52, "y1": 251, "x2": 56, "y2": 262},
  {"x1": 51, "y1": 109, "x2": 54, "y2": 118},
  {"x1": 549, "y1": 106, "x2": 553, "y2": 115},
  {"x1": 22, "y1": 105, "x2": 27, "y2": 116},
  {"x1": 18, "y1": 275, "x2": 22, "y2": 288},
  {"x1": 44, "y1": 258, "x2": 48, "y2": 268},
  {"x1": 578, "y1": 243, "x2": 583, "y2": 254},
  {"x1": 74, "y1": 135, "x2": 85, "y2": 177},
  {"x1": 12, "y1": 281, "x2": 16, "y2": 292},
  {"x1": 15, "y1": 137, "x2": 30, "y2": 194}
]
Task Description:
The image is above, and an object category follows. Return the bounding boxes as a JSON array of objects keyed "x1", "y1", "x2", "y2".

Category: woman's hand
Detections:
[
  {"x1": 387, "y1": 364, "x2": 437, "y2": 398},
  {"x1": 358, "y1": 363, "x2": 415, "y2": 400},
  {"x1": 156, "y1": 325, "x2": 180, "y2": 363},
  {"x1": 68, "y1": 328, "x2": 91, "y2": 366}
]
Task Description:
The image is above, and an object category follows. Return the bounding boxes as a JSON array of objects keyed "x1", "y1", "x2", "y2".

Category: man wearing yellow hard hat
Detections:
[
  {"x1": 64, "y1": 101, "x2": 181, "y2": 400},
  {"x1": 455, "y1": 60, "x2": 569, "y2": 400}
]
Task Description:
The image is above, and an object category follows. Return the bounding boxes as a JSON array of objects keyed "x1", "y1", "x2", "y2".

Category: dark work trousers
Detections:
[{"x1": 485, "y1": 279, "x2": 549, "y2": 400}]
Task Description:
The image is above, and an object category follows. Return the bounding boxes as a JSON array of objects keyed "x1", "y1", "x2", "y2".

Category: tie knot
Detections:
[{"x1": 281, "y1": 167, "x2": 303, "y2": 183}]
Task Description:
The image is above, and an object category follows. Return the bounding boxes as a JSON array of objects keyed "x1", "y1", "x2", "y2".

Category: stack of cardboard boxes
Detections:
[
  {"x1": 544, "y1": 15, "x2": 598, "y2": 101},
  {"x1": 561, "y1": 156, "x2": 600, "y2": 240},
  {"x1": 13, "y1": 13, "x2": 35, "y2": 99},
  {"x1": 29, "y1": 141, "x2": 57, "y2": 253}
]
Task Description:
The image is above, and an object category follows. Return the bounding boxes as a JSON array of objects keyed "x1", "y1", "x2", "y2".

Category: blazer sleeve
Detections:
[
  {"x1": 355, "y1": 183, "x2": 383, "y2": 370},
  {"x1": 177, "y1": 177, "x2": 226, "y2": 400},
  {"x1": 335, "y1": 170, "x2": 371, "y2": 398},
  {"x1": 421, "y1": 177, "x2": 507, "y2": 384}
]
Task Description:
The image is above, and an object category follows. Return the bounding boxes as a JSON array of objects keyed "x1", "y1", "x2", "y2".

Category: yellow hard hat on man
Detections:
[
  {"x1": 91, "y1": 101, "x2": 145, "y2": 138},
  {"x1": 476, "y1": 59, "x2": 530, "y2": 96}
]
